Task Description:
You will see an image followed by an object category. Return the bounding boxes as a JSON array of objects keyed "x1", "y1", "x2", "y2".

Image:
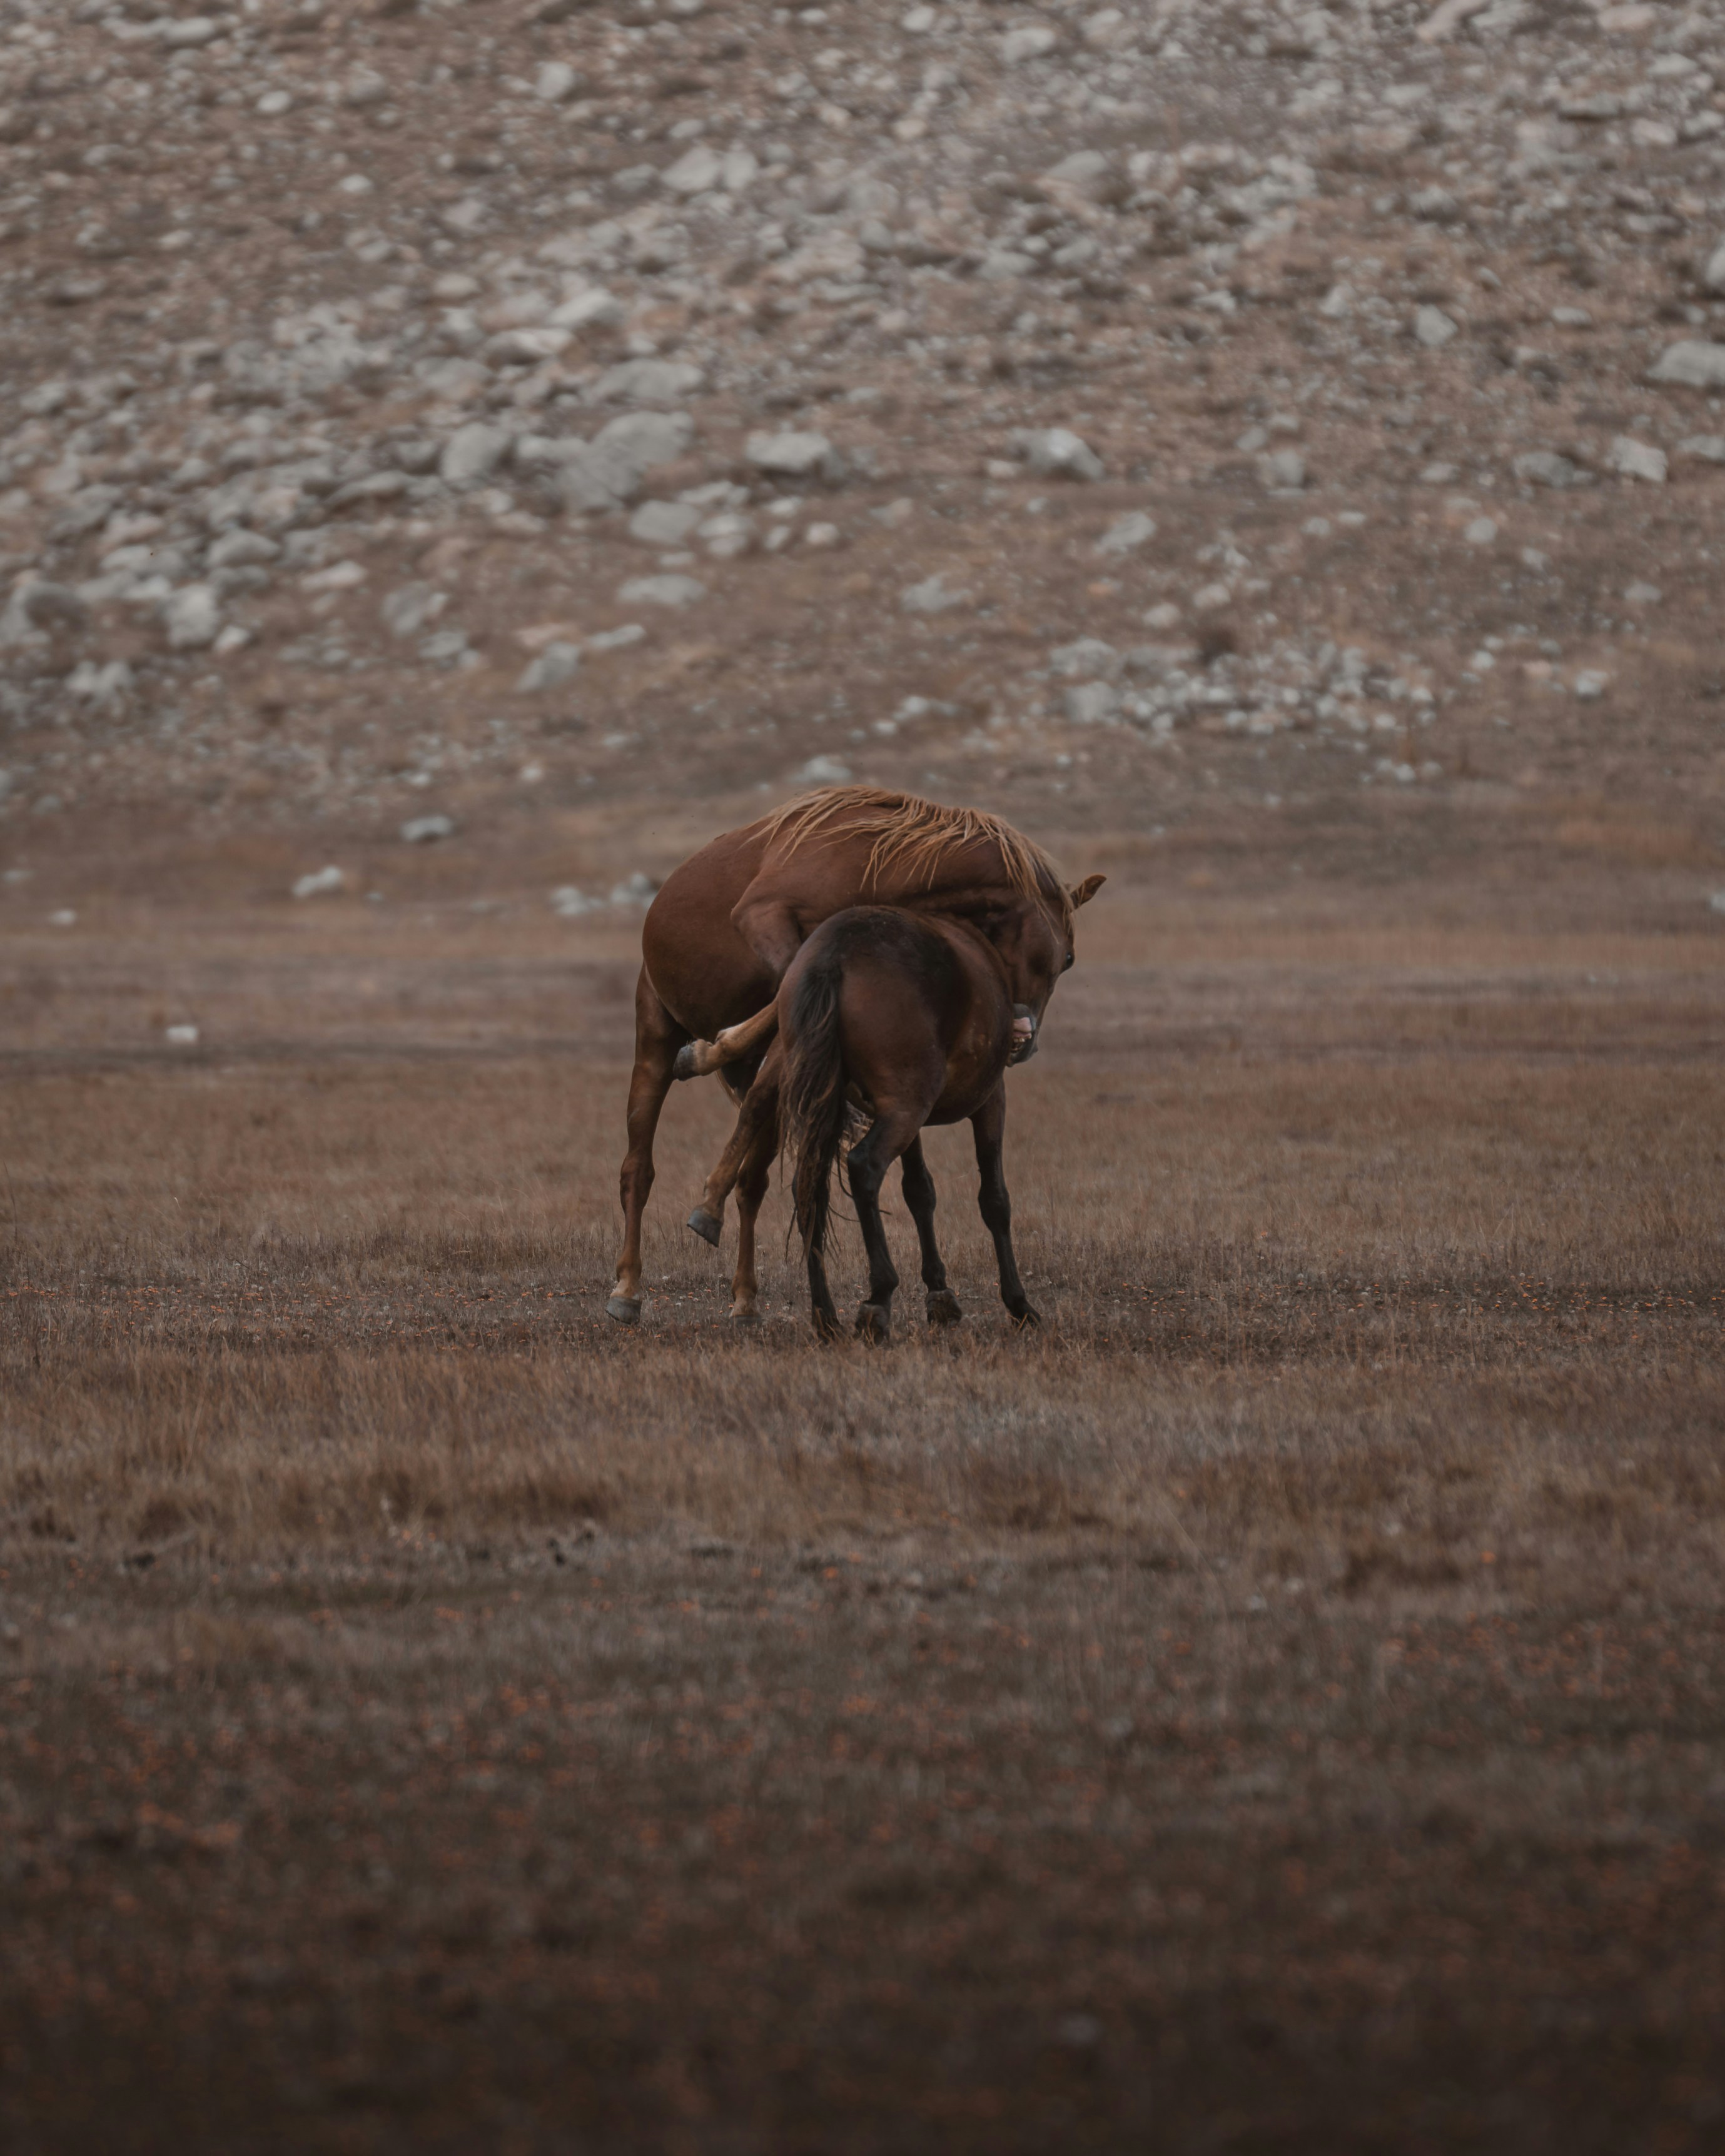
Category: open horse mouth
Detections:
[{"x1": 1009, "y1": 1005, "x2": 1038, "y2": 1065}]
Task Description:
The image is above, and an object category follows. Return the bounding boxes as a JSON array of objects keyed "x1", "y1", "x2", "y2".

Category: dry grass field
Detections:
[{"x1": 4, "y1": 856, "x2": 1725, "y2": 2153}]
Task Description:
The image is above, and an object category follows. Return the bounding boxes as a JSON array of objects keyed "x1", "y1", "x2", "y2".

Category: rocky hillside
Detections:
[{"x1": 1, "y1": 0, "x2": 1722, "y2": 869}]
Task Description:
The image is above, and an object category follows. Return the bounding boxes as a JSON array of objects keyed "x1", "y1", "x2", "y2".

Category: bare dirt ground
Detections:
[
  {"x1": 5, "y1": 0, "x2": 1725, "y2": 2144},
  {"x1": 4, "y1": 867, "x2": 1725, "y2": 2153}
]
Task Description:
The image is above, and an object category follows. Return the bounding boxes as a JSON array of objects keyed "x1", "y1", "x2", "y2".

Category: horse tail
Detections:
[{"x1": 781, "y1": 939, "x2": 849, "y2": 1269}]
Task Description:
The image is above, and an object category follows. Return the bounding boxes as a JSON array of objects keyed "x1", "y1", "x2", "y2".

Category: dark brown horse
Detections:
[
  {"x1": 697, "y1": 901, "x2": 1061, "y2": 1340},
  {"x1": 682, "y1": 880, "x2": 1101, "y2": 1331},
  {"x1": 609, "y1": 787, "x2": 1103, "y2": 1322}
]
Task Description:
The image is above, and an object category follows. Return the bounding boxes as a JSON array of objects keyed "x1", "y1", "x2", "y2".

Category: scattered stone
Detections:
[
  {"x1": 516, "y1": 642, "x2": 582, "y2": 692},
  {"x1": 794, "y1": 755, "x2": 854, "y2": 786},
  {"x1": 381, "y1": 585, "x2": 447, "y2": 638},
  {"x1": 1610, "y1": 436, "x2": 1668, "y2": 486},
  {"x1": 400, "y1": 815, "x2": 457, "y2": 844},
  {"x1": 1065, "y1": 682, "x2": 1121, "y2": 725},
  {"x1": 1678, "y1": 435, "x2": 1725, "y2": 465},
  {"x1": 1002, "y1": 24, "x2": 1060, "y2": 63},
  {"x1": 292, "y1": 866, "x2": 346, "y2": 900},
  {"x1": 1096, "y1": 512, "x2": 1156, "y2": 555},
  {"x1": 1015, "y1": 428, "x2": 1105, "y2": 481},
  {"x1": 1649, "y1": 342, "x2": 1725, "y2": 391},
  {"x1": 630, "y1": 500, "x2": 704, "y2": 546},
  {"x1": 594, "y1": 358, "x2": 705, "y2": 406},
  {"x1": 1260, "y1": 449, "x2": 1307, "y2": 491},
  {"x1": 1514, "y1": 451, "x2": 1589, "y2": 490},
  {"x1": 550, "y1": 886, "x2": 604, "y2": 919},
  {"x1": 163, "y1": 585, "x2": 222, "y2": 650},
  {"x1": 1706, "y1": 243, "x2": 1725, "y2": 299},
  {"x1": 664, "y1": 144, "x2": 724, "y2": 196},
  {"x1": 1050, "y1": 638, "x2": 1122, "y2": 680},
  {"x1": 746, "y1": 431, "x2": 843, "y2": 482},
  {"x1": 439, "y1": 423, "x2": 514, "y2": 490},
  {"x1": 617, "y1": 575, "x2": 706, "y2": 608},
  {"x1": 164, "y1": 1024, "x2": 201, "y2": 1046},
  {"x1": 901, "y1": 575, "x2": 970, "y2": 613},
  {"x1": 1192, "y1": 582, "x2": 1233, "y2": 612},
  {"x1": 1464, "y1": 517, "x2": 1498, "y2": 547},
  {"x1": 1413, "y1": 305, "x2": 1459, "y2": 350}
]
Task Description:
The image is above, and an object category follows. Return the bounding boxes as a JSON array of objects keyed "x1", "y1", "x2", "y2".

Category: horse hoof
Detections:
[
  {"x1": 854, "y1": 1304, "x2": 891, "y2": 1345},
  {"x1": 926, "y1": 1289, "x2": 963, "y2": 1327},
  {"x1": 671, "y1": 1043, "x2": 702, "y2": 1082},
  {"x1": 729, "y1": 1305, "x2": 763, "y2": 1327},
  {"x1": 1010, "y1": 1303, "x2": 1041, "y2": 1330},
  {"x1": 687, "y1": 1207, "x2": 722, "y2": 1247},
  {"x1": 812, "y1": 1309, "x2": 844, "y2": 1343},
  {"x1": 605, "y1": 1296, "x2": 642, "y2": 1325}
]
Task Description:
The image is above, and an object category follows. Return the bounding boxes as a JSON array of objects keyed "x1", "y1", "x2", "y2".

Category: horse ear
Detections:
[{"x1": 1070, "y1": 873, "x2": 1106, "y2": 909}]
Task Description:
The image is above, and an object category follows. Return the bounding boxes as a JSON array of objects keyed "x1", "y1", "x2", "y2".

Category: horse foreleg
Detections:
[
  {"x1": 972, "y1": 1085, "x2": 1038, "y2": 1327},
  {"x1": 846, "y1": 1109, "x2": 924, "y2": 1344},
  {"x1": 609, "y1": 970, "x2": 688, "y2": 1324},
  {"x1": 900, "y1": 1135, "x2": 962, "y2": 1327}
]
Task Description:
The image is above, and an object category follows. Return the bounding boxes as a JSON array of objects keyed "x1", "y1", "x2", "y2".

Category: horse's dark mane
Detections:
[{"x1": 756, "y1": 787, "x2": 1070, "y2": 919}]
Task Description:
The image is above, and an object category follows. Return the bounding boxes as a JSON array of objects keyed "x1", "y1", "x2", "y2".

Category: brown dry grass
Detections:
[{"x1": 4, "y1": 909, "x2": 1725, "y2": 2152}]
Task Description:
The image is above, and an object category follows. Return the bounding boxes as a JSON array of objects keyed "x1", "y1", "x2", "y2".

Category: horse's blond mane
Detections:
[{"x1": 757, "y1": 787, "x2": 1068, "y2": 912}]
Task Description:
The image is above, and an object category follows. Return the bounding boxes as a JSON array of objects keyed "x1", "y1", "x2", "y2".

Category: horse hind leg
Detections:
[
  {"x1": 610, "y1": 972, "x2": 688, "y2": 1323},
  {"x1": 688, "y1": 1055, "x2": 779, "y2": 1248},
  {"x1": 728, "y1": 1129, "x2": 775, "y2": 1324},
  {"x1": 899, "y1": 1136, "x2": 961, "y2": 1327},
  {"x1": 672, "y1": 1000, "x2": 781, "y2": 1082}
]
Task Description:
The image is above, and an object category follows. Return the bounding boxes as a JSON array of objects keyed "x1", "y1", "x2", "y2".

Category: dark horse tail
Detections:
[{"x1": 781, "y1": 935, "x2": 851, "y2": 1270}]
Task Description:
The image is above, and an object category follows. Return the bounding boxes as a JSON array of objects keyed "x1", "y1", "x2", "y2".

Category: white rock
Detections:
[
  {"x1": 1260, "y1": 448, "x2": 1307, "y2": 491},
  {"x1": 292, "y1": 866, "x2": 347, "y2": 900},
  {"x1": 486, "y1": 327, "x2": 572, "y2": 367},
  {"x1": 594, "y1": 358, "x2": 705, "y2": 406},
  {"x1": 550, "y1": 287, "x2": 625, "y2": 333},
  {"x1": 1002, "y1": 24, "x2": 1060, "y2": 63},
  {"x1": 795, "y1": 755, "x2": 854, "y2": 786},
  {"x1": 551, "y1": 887, "x2": 604, "y2": 919},
  {"x1": 629, "y1": 500, "x2": 703, "y2": 546},
  {"x1": 535, "y1": 61, "x2": 579, "y2": 103},
  {"x1": 162, "y1": 16, "x2": 220, "y2": 48},
  {"x1": 1041, "y1": 149, "x2": 1116, "y2": 203},
  {"x1": 617, "y1": 575, "x2": 706, "y2": 608},
  {"x1": 516, "y1": 642, "x2": 582, "y2": 692},
  {"x1": 1678, "y1": 435, "x2": 1725, "y2": 465},
  {"x1": 1514, "y1": 450, "x2": 1588, "y2": 490},
  {"x1": 163, "y1": 585, "x2": 221, "y2": 650},
  {"x1": 1464, "y1": 516, "x2": 1498, "y2": 547},
  {"x1": 721, "y1": 147, "x2": 759, "y2": 194},
  {"x1": 1192, "y1": 582, "x2": 1233, "y2": 612},
  {"x1": 164, "y1": 1024, "x2": 201, "y2": 1045},
  {"x1": 382, "y1": 585, "x2": 447, "y2": 638},
  {"x1": 1050, "y1": 638, "x2": 1122, "y2": 680},
  {"x1": 1414, "y1": 305, "x2": 1458, "y2": 350},
  {"x1": 440, "y1": 423, "x2": 514, "y2": 489},
  {"x1": 1096, "y1": 511, "x2": 1156, "y2": 555},
  {"x1": 401, "y1": 815, "x2": 457, "y2": 844},
  {"x1": 900, "y1": 575, "x2": 970, "y2": 613},
  {"x1": 746, "y1": 430, "x2": 840, "y2": 480},
  {"x1": 1065, "y1": 682, "x2": 1121, "y2": 725},
  {"x1": 1610, "y1": 436, "x2": 1668, "y2": 485},
  {"x1": 664, "y1": 145, "x2": 724, "y2": 196},
  {"x1": 1649, "y1": 342, "x2": 1725, "y2": 391},
  {"x1": 1016, "y1": 428, "x2": 1104, "y2": 481},
  {"x1": 1705, "y1": 243, "x2": 1725, "y2": 298}
]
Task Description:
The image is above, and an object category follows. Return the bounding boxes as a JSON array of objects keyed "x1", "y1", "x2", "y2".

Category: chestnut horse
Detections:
[
  {"x1": 691, "y1": 903, "x2": 1057, "y2": 1340},
  {"x1": 608, "y1": 787, "x2": 1103, "y2": 1322}
]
